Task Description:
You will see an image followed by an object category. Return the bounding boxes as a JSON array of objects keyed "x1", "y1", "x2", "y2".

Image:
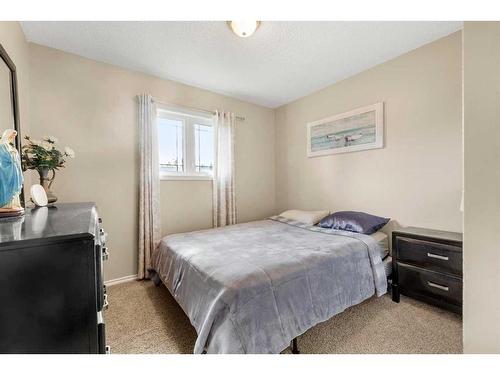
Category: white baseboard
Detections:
[{"x1": 105, "y1": 274, "x2": 138, "y2": 286}]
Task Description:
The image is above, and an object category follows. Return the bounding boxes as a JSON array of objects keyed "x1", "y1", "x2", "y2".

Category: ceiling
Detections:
[{"x1": 21, "y1": 21, "x2": 462, "y2": 108}]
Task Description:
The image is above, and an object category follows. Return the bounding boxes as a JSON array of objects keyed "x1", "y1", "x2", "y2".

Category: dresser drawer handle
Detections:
[
  {"x1": 103, "y1": 293, "x2": 109, "y2": 310},
  {"x1": 102, "y1": 247, "x2": 109, "y2": 261},
  {"x1": 427, "y1": 252, "x2": 449, "y2": 261},
  {"x1": 427, "y1": 281, "x2": 449, "y2": 292},
  {"x1": 100, "y1": 229, "x2": 108, "y2": 244}
]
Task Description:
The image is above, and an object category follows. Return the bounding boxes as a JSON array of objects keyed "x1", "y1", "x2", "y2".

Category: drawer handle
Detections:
[
  {"x1": 103, "y1": 293, "x2": 109, "y2": 310},
  {"x1": 427, "y1": 252, "x2": 449, "y2": 261},
  {"x1": 102, "y1": 247, "x2": 109, "y2": 261},
  {"x1": 427, "y1": 281, "x2": 449, "y2": 292},
  {"x1": 100, "y1": 229, "x2": 108, "y2": 245}
]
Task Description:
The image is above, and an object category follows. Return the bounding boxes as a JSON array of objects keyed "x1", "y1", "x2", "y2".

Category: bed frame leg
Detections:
[
  {"x1": 391, "y1": 283, "x2": 400, "y2": 303},
  {"x1": 291, "y1": 338, "x2": 300, "y2": 354},
  {"x1": 150, "y1": 271, "x2": 162, "y2": 287}
]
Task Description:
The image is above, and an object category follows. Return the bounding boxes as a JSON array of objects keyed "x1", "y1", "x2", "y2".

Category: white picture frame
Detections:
[{"x1": 307, "y1": 102, "x2": 384, "y2": 157}]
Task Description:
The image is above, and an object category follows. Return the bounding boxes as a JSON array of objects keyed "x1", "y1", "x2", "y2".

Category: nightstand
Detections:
[{"x1": 391, "y1": 227, "x2": 463, "y2": 314}]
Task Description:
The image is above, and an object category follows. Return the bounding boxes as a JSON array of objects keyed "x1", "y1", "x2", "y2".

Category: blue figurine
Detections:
[{"x1": 0, "y1": 129, "x2": 24, "y2": 215}]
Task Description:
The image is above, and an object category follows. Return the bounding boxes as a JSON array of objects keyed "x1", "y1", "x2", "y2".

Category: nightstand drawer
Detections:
[
  {"x1": 398, "y1": 263, "x2": 462, "y2": 306},
  {"x1": 395, "y1": 237, "x2": 462, "y2": 276}
]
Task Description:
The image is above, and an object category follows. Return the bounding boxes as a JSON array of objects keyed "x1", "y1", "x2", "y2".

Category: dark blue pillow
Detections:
[{"x1": 318, "y1": 211, "x2": 390, "y2": 235}]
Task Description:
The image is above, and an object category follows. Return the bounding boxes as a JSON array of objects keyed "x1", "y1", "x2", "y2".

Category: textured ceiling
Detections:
[{"x1": 21, "y1": 21, "x2": 462, "y2": 108}]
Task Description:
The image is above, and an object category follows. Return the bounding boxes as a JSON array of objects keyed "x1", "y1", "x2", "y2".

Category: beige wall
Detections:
[
  {"x1": 0, "y1": 22, "x2": 31, "y2": 169},
  {"x1": 275, "y1": 32, "x2": 463, "y2": 238},
  {"x1": 28, "y1": 43, "x2": 276, "y2": 281},
  {"x1": 463, "y1": 22, "x2": 500, "y2": 353}
]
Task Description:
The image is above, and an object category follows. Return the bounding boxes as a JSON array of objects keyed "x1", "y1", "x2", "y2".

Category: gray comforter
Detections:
[{"x1": 150, "y1": 216, "x2": 387, "y2": 354}]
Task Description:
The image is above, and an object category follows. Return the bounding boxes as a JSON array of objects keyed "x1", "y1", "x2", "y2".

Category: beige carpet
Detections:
[{"x1": 105, "y1": 280, "x2": 462, "y2": 354}]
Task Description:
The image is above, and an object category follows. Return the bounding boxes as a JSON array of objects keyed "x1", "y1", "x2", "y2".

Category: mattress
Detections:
[
  {"x1": 370, "y1": 231, "x2": 389, "y2": 259},
  {"x1": 150, "y1": 216, "x2": 387, "y2": 353}
]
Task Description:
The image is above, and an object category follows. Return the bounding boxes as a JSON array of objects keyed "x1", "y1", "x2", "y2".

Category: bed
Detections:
[{"x1": 149, "y1": 215, "x2": 388, "y2": 354}]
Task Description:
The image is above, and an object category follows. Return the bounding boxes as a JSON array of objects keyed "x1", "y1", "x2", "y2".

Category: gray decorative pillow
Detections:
[{"x1": 318, "y1": 211, "x2": 390, "y2": 235}]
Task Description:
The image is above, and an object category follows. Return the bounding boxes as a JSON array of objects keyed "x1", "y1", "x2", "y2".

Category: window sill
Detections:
[{"x1": 160, "y1": 174, "x2": 213, "y2": 181}]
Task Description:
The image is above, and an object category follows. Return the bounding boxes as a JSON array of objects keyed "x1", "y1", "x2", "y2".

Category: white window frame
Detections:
[{"x1": 157, "y1": 104, "x2": 214, "y2": 181}]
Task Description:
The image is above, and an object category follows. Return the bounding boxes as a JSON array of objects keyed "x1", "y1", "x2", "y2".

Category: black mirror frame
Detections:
[{"x1": 0, "y1": 43, "x2": 24, "y2": 205}]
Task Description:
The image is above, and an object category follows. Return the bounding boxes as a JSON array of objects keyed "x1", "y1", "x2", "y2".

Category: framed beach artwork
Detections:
[{"x1": 307, "y1": 102, "x2": 384, "y2": 157}]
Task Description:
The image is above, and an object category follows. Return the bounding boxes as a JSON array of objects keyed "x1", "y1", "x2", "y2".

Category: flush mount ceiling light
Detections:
[{"x1": 227, "y1": 21, "x2": 261, "y2": 38}]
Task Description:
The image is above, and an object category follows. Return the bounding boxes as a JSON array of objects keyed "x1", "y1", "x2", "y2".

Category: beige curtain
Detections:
[
  {"x1": 212, "y1": 111, "x2": 237, "y2": 227},
  {"x1": 138, "y1": 93, "x2": 161, "y2": 279}
]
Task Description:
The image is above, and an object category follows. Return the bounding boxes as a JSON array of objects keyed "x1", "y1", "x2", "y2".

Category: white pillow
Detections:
[{"x1": 279, "y1": 209, "x2": 330, "y2": 225}]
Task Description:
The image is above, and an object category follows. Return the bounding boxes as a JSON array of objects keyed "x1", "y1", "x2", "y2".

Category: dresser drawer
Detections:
[
  {"x1": 395, "y1": 236, "x2": 462, "y2": 276},
  {"x1": 398, "y1": 263, "x2": 462, "y2": 306}
]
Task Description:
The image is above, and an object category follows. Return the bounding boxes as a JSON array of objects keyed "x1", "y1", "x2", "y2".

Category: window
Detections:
[
  {"x1": 157, "y1": 106, "x2": 214, "y2": 180},
  {"x1": 158, "y1": 117, "x2": 184, "y2": 173},
  {"x1": 194, "y1": 123, "x2": 214, "y2": 173}
]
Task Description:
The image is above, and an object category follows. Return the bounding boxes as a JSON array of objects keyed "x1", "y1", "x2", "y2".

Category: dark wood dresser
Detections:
[
  {"x1": 391, "y1": 227, "x2": 463, "y2": 314},
  {"x1": 0, "y1": 202, "x2": 110, "y2": 353}
]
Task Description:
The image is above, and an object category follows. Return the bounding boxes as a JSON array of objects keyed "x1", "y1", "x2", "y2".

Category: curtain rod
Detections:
[{"x1": 152, "y1": 98, "x2": 245, "y2": 121}]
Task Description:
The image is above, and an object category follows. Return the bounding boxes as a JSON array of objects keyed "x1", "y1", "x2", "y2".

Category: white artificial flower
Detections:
[
  {"x1": 64, "y1": 146, "x2": 75, "y2": 159},
  {"x1": 31, "y1": 139, "x2": 41, "y2": 146},
  {"x1": 41, "y1": 141, "x2": 54, "y2": 151}
]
